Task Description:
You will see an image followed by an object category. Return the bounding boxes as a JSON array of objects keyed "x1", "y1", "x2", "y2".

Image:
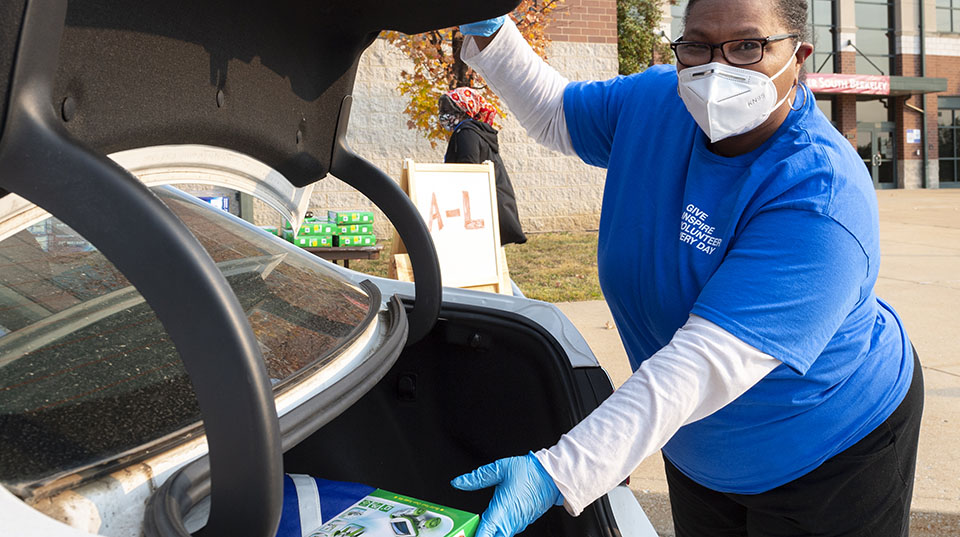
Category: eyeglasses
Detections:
[{"x1": 670, "y1": 34, "x2": 798, "y2": 67}]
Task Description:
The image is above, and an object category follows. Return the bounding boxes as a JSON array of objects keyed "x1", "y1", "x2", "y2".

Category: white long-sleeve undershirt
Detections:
[
  {"x1": 461, "y1": 18, "x2": 575, "y2": 156},
  {"x1": 464, "y1": 18, "x2": 782, "y2": 516},
  {"x1": 537, "y1": 315, "x2": 780, "y2": 516}
]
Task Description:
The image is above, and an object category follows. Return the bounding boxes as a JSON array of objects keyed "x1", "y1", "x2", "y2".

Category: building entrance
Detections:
[{"x1": 857, "y1": 123, "x2": 897, "y2": 189}]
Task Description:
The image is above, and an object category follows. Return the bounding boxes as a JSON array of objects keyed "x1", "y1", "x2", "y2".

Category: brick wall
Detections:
[
  {"x1": 832, "y1": 51, "x2": 859, "y2": 150},
  {"x1": 925, "y1": 35, "x2": 960, "y2": 161},
  {"x1": 927, "y1": 53, "x2": 960, "y2": 167},
  {"x1": 838, "y1": 50, "x2": 857, "y2": 74},
  {"x1": 834, "y1": 94, "x2": 858, "y2": 148},
  {"x1": 925, "y1": 35, "x2": 960, "y2": 58},
  {"x1": 928, "y1": 55, "x2": 960, "y2": 96},
  {"x1": 894, "y1": 55, "x2": 922, "y2": 165},
  {"x1": 544, "y1": 0, "x2": 618, "y2": 44}
]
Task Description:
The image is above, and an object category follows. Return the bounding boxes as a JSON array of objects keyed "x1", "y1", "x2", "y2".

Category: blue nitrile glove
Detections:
[
  {"x1": 460, "y1": 15, "x2": 507, "y2": 37},
  {"x1": 451, "y1": 452, "x2": 563, "y2": 537}
]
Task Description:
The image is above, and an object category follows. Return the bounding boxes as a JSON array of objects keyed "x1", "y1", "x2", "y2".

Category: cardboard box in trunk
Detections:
[{"x1": 278, "y1": 475, "x2": 478, "y2": 537}]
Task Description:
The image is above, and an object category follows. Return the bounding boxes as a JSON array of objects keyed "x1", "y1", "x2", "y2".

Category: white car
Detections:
[{"x1": 0, "y1": 1, "x2": 658, "y2": 537}]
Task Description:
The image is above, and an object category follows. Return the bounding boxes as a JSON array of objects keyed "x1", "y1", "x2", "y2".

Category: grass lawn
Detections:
[{"x1": 347, "y1": 231, "x2": 603, "y2": 303}]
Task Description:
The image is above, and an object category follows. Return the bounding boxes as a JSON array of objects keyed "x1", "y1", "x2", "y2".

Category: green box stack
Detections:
[
  {"x1": 292, "y1": 234, "x2": 334, "y2": 248},
  {"x1": 328, "y1": 210, "x2": 375, "y2": 225},
  {"x1": 338, "y1": 223, "x2": 373, "y2": 235},
  {"x1": 336, "y1": 234, "x2": 376, "y2": 247},
  {"x1": 282, "y1": 216, "x2": 337, "y2": 248},
  {"x1": 282, "y1": 211, "x2": 378, "y2": 249},
  {"x1": 329, "y1": 210, "x2": 377, "y2": 248},
  {"x1": 259, "y1": 226, "x2": 281, "y2": 237},
  {"x1": 299, "y1": 219, "x2": 337, "y2": 236}
]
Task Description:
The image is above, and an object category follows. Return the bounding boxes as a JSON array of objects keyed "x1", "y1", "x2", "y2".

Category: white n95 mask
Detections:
[{"x1": 677, "y1": 42, "x2": 801, "y2": 143}]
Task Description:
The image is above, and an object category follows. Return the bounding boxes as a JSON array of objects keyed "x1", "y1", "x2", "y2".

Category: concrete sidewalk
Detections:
[{"x1": 555, "y1": 189, "x2": 960, "y2": 536}]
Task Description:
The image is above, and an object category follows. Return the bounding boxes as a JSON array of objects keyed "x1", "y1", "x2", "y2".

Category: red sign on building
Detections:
[{"x1": 805, "y1": 73, "x2": 891, "y2": 95}]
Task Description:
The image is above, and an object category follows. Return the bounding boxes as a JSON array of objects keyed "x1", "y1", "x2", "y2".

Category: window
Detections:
[
  {"x1": 0, "y1": 187, "x2": 375, "y2": 488},
  {"x1": 940, "y1": 108, "x2": 960, "y2": 185},
  {"x1": 938, "y1": 0, "x2": 960, "y2": 33},
  {"x1": 857, "y1": 99, "x2": 891, "y2": 123},
  {"x1": 816, "y1": 96, "x2": 835, "y2": 124},
  {"x1": 670, "y1": 0, "x2": 688, "y2": 41},
  {"x1": 854, "y1": 0, "x2": 893, "y2": 75},
  {"x1": 807, "y1": 0, "x2": 837, "y2": 74}
]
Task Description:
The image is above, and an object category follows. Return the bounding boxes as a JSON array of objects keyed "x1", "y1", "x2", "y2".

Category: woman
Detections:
[
  {"x1": 449, "y1": 1, "x2": 923, "y2": 537},
  {"x1": 440, "y1": 87, "x2": 526, "y2": 245}
]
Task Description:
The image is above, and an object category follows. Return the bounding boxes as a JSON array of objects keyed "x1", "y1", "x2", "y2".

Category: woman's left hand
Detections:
[
  {"x1": 459, "y1": 16, "x2": 506, "y2": 37},
  {"x1": 451, "y1": 452, "x2": 563, "y2": 537}
]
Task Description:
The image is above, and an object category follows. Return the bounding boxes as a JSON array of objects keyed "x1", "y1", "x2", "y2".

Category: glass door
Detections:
[
  {"x1": 857, "y1": 123, "x2": 897, "y2": 188},
  {"x1": 940, "y1": 109, "x2": 959, "y2": 187}
]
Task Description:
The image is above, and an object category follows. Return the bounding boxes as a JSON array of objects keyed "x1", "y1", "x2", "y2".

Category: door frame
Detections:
[{"x1": 857, "y1": 121, "x2": 898, "y2": 189}]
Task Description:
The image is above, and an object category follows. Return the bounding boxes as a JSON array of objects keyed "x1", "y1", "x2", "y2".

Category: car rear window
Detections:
[{"x1": 0, "y1": 188, "x2": 373, "y2": 491}]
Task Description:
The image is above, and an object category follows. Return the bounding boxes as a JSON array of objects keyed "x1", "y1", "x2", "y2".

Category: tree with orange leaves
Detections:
[{"x1": 382, "y1": 1, "x2": 563, "y2": 148}]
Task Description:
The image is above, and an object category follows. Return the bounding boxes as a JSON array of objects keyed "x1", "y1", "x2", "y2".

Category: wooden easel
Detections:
[{"x1": 390, "y1": 159, "x2": 512, "y2": 295}]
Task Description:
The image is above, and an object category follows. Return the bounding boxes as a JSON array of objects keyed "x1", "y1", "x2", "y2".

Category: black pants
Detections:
[{"x1": 666, "y1": 350, "x2": 923, "y2": 537}]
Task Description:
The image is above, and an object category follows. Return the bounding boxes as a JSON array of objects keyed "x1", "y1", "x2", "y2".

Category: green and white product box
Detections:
[
  {"x1": 316, "y1": 489, "x2": 478, "y2": 537},
  {"x1": 300, "y1": 221, "x2": 337, "y2": 235},
  {"x1": 336, "y1": 234, "x2": 376, "y2": 247},
  {"x1": 294, "y1": 235, "x2": 334, "y2": 248},
  {"x1": 329, "y1": 210, "x2": 375, "y2": 225},
  {"x1": 338, "y1": 223, "x2": 373, "y2": 235},
  {"x1": 259, "y1": 226, "x2": 281, "y2": 237}
]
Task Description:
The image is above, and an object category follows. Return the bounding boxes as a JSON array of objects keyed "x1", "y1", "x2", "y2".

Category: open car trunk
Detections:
[
  {"x1": 0, "y1": 2, "x2": 656, "y2": 536},
  {"x1": 282, "y1": 305, "x2": 618, "y2": 537}
]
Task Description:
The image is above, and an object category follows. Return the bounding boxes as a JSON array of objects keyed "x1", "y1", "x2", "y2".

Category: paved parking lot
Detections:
[{"x1": 557, "y1": 189, "x2": 960, "y2": 536}]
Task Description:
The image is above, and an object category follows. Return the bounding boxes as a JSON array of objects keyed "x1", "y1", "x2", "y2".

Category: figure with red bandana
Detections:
[{"x1": 439, "y1": 87, "x2": 526, "y2": 246}]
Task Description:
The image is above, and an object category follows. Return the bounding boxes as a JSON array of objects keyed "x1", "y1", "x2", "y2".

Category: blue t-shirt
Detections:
[{"x1": 563, "y1": 65, "x2": 914, "y2": 494}]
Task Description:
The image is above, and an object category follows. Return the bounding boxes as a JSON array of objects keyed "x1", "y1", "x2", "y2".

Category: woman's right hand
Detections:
[
  {"x1": 451, "y1": 452, "x2": 563, "y2": 537},
  {"x1": 460, "y1": 16, "x2": 506, "y2": 37}
]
